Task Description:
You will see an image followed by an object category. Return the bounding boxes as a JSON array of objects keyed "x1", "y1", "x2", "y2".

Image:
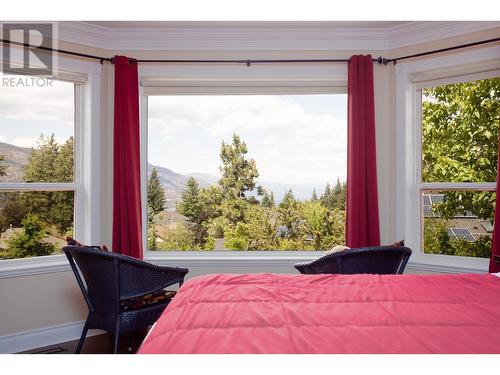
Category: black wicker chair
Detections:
[
  {"x1": 63, "y1": 246, "x2": 189, "y2": 354},
  {"x1": 294, "y1": 246, "x2": 412, "y2": 275}
]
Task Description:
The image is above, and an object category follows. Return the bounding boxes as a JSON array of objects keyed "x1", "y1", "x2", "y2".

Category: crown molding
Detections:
[
  {"x1": 56, "y1": 21, "x2": 500, "y2": 52},
  {"x1": 387, "y1": 21, "x2": 500, "y2": 49}
]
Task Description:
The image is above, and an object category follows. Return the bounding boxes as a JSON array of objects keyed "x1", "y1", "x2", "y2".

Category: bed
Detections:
[{"x1": 138, "y1": 272, "x2": 500, "y2": 354}]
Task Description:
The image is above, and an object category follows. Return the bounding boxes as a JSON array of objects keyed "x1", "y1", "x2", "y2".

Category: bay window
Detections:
[{"x1": 396, "y1": 45, "x2": 500, "y2": 272}]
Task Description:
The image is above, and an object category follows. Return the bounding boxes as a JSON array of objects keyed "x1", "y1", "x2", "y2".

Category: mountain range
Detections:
[
  {"x1": 148, "y1": 163, "x2": 326, "y2": 206},
  {"x1": 0, "y1": 142, "x2": 327, "y2": 205}
]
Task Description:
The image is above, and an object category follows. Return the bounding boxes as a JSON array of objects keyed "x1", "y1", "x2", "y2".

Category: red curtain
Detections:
[
  {"x1": 346, "y1": 55, "x2": 381, "y2": 248},
  {"x1": 489, "y1": 119, "x2": 500, "y2": 272},
  {"x1": 112, "y1": 56, "x2": 143, "y2": 259}
]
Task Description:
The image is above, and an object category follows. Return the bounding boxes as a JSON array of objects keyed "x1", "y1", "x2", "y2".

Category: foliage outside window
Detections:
[
  {"x1": 146, "y1": 94, "x2": 347, "y2": 251},
  {"x1": 0, "y1": 76, "x2": 76, "y2": 259},
  {"x1": 421, "y1": 76, "x2": 500, "y2": 258}
]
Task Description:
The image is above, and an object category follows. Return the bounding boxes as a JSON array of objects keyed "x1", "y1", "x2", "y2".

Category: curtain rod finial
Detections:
[{"x1": 376, "y1": 56, "x2": 390, "y2": 65}]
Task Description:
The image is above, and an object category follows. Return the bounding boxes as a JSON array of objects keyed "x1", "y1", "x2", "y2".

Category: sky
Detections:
[
  {"x1": 0, "y1": 73, "x2": 74, "y2": 148},
  {"x1": 0, "y1": 75, "x2": 348, "y2": 188},
  {"x1": 148, "y1": 94, "x2": 347, "y2": 186}
]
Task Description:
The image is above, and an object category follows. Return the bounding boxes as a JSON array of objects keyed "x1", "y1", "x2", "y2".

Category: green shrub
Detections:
[{"x1": 5, "y1": 214, "x2": 55, "y2": 259}]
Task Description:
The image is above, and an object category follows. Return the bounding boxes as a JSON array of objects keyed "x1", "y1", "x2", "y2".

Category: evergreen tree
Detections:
[
  {"x1": 6, "y1": 214, "x2": 55, "y2": 259},
  {"x1": 21, "y1": 134, "x2": 74, "y2": 234},
  {"x1": 261, "y1": 190, "x2": 275, "y2": 208},
  {"x1": 178, "y1": 177, "x2": 202, "y2": 222},
  {"x1": 177, "y1": 177, "x2": 206, "y2": 244},
  {"x1": 54, "y1": 137, "x2": 74, "y2": 183},
  {"x1": 0, "y1": 153, "x2": 7, "y2": 177},
  {"x1": 311, "y1": 189, "x2": 318, "y2": 201},
  {"x1": 147, "y1": 168, "x2": 166, "y2": 221},
  {"x1": 219, "y1": 133, "x2": 259, "y2": 198},
  {"x1": 320, "y1": 183, "x2": 333, "y2": 208},
  {"x1": 24, "y1": 134, "x2": 60, "y2": 183},
  {"x1": 278, "y1": 189, "x2": 302, "y2": 239},
  {"x1": 332, "y1": 178, "x2": 346, "y2": 210}
]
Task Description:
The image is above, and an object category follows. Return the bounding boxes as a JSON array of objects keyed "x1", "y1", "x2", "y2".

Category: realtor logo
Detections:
[{"x1": 2, "y1": 23, "x2": 55, "y2": 76}]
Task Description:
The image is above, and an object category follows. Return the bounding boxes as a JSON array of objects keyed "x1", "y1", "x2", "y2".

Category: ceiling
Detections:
[
  {"x1": 83, "y1": 21, "x2": 413, "y2": 30},
  {"x1": 57, "y1": 21, "x2": 500, "y2": 52}
]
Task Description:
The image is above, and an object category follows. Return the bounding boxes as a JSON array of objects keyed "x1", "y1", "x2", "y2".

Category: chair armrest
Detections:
[
  {"x1": 155, "y1": 264, "x2": 189, "y2": 287},
  {"x1": 118, "y1": 257, "x2": 189, "y2": 300}
]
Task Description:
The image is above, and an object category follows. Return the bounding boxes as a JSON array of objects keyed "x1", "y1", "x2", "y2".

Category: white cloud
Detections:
[
  {"x1": 148, "y1": 94, "x2": 347, "y2": 185},
  {"x1": 0, "y1": 74, "x2": 74, "y2": 123},
  {"x1": 3, "y1": 135, "x2": 68, "y2": 148}
]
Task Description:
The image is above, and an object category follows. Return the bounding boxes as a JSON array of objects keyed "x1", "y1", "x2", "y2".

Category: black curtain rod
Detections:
[
  {"x1": 388, "y1": 37, "x2": 500, "y2": 63},
  {"x1": 0, "y1": 39, "x2": 113, "y2": 63},
  {"x1": 2, "y1": 37, "x2": 499, "y2": 66},
  {"x1": 133, "y1": 56, "x2": 389, "y2": 65}
]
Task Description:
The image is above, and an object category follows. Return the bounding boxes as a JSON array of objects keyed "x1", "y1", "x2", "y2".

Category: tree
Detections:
[
  {"x1": 146, "y1": 168, "x2": 167, "y2": 249},
  {"x1": 320, "y1": 183, "x2": 334, "y2": 208},
  {"x1": 422, "y1": 78, "x2": 500, "y2": 221},
  {"x1": 55, "y1": 137, "x2": 74, "y2": 183},
  {"x1": 24, "y1": 134, "x2": 60, "y2": 183},
  {"x1": 332, "y1": 178, "x2": 346, "y2": 210},
  {"x1": 320, "y1": 179, "x2": 346, "y2": 210},
  {"x1": 311, "y1": 189, "x2": 318, "y2": 201},
  {"x1": 178, "y1": 177, "x2": 202, "y2": 221},
  {"x1": 219, "y1": 133, "x2": 259, "y2": 198},
  {"x1": 301, "y1": 201, "x2": 346, "y2": 250},
  {"x1": 20, "y1": 134, "x2": 75, "y2": 234},
  {"x1": 278, "y1": 189, "x2": 303, "y2": 239},
  {"x1": 423, "y1": 218, "x2": 491, "y2": 258},
  {"x1": 421, "y1": 78, "x2": 500, "y2": 258},
  {"x1": 5, "y1": 214, "x2": 55, "y2": 259},
  {"x1": 159, "y1": 223, "x2": 197, "y2": 251},
  {"x1": 0, "y1": 193, "x2": 28, "y2": 232},
  {"x1": 147, "y1": 168, "x2": 166, "y2": 219},
  {"x1": 177, "y1": 177, "x2": 206, "y2": 244},
  {"x1": 0, "y1": 153, "x2": 7, "y2": 177},
  {"x1": 261, "y1": 190, "x2": 275, "y2": 208}
]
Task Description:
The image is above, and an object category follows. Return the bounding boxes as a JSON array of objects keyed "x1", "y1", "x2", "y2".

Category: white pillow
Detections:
[{"x1": 324, "y1": 245, "x2": 350, "y2": 255}]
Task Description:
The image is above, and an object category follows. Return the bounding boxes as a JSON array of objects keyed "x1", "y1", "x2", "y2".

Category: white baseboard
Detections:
[{"x1": 0, "y1": 320, "x2": 103, "y2": 354}]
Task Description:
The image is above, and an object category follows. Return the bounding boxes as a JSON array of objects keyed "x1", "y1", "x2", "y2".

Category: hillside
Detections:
[
  {"x1": 0, "y1": 142, "x2": 31, "y2": 182},
  {"x1": 147, "y1": 164, "x2": 215, "y2": 209},
  {"x1": 1, "y1": 142, "x2": 327, "y2": 205},
  {"x1": 149, "y1": 163, "x2": 325, "y2": 204}
]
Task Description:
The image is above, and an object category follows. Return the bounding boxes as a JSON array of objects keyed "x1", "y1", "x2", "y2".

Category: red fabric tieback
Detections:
[
  {"x1": 346, "y1": 54, "x2": 381, "y2": 248},
  {"x1": 112, "y1": 55, "x2": 143, "y2": 259}
]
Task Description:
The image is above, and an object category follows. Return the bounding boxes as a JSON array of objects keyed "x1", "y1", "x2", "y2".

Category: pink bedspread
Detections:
[{"x1": 138, "y1": 273, "x2": 500, "y2": 354}]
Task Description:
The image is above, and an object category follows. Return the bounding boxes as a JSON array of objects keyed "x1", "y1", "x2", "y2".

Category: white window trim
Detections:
[
  {"x1": 139, "y1": 62, "x2": 348, "y2": 263},
  {"x1": 395, "y1": 45, "x2": 500, "y2": 274},
  {"x1": 0, "y1": 53, "x2": 102, "y2": 279}
]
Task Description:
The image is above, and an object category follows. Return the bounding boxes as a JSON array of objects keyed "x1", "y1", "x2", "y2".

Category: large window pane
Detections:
[
  {"x1": 0, "y1": 74, "x2": 75, "y2": 183},
  {"x1": 421, "y1": 77, "x2": 500, "y2": 183},
  {"x1": 422, "y1": 190, "x2": 494, "y2": 258},
  {"x1": 0, "y1": 191, "x2": 74, "y2": 259},
  {"x1": 147, "y1": 94, "x2": 347, "y2": 251}
]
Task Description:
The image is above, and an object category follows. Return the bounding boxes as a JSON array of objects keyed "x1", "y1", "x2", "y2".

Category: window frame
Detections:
[
  {"x1": 139, "y1": 62, "x2": 349, "y2": 261},
  {"x1": 0, "y1": 53, "x2": 103, "y2": 278},
  {"x1": 395, "y1": 45, "x2": 500, "y2": 273}
]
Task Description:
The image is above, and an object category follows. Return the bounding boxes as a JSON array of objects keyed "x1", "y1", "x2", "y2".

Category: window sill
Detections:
[
  {"x1": 145, "y1": 251, "x2": 320, "y2": 268},
  {"x1": 0, "y1": 251, "x2": 490, "y2": 279},
  {"x1": 0, "y1": 255, "x2": 70, "y2": 279},
  {"x1": 406, "y1": 253, "x2": 489, "y2": 274}
]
